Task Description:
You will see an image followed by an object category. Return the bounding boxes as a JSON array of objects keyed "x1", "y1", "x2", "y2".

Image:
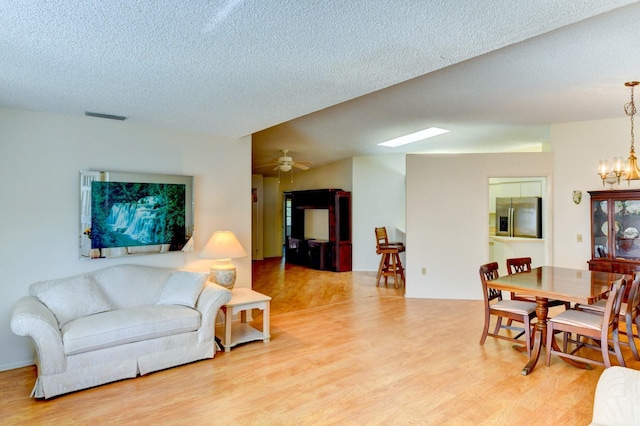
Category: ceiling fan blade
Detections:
[
  {"x1": 254, "y1": 162, "x2": 278, "y2": 168},
  {"x1": 273, "y1": 165, "x2": 280, "y2": 171},
  {"x1": 293, "y1": 163, "x2": 310, "y2": 170}
]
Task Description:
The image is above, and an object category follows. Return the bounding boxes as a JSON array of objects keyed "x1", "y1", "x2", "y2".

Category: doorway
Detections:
[{"x1": 488, "y1": 176, "x2": 548, "y2": 276}]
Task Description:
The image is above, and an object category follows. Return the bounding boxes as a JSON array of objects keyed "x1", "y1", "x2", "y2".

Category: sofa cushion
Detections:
[
  {"x1": 90, "y1": 264, "x2": 174, "y2": 309},
  {"x1": 31, "y1": 275, "x2": 112, "y2": 327},
  {"x1": 157, "y1": 270, "x2": 208, "y2": 308},
  {"x1": 61, "y1": 305, "x2": 201, "y2": 355}
]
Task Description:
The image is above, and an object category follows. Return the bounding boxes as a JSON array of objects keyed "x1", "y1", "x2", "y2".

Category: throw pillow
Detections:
[
  {"x1": 35, "y1": 275, "x2": 112, "y2": 327},
  {"x1": 157, "y1": 270, "x2": 208, "y2": 308}
]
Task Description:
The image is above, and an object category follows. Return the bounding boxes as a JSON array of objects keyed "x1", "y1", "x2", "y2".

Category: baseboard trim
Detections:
[{"x1": 0, "y1": 359, "x2": 34, "y2": 372}]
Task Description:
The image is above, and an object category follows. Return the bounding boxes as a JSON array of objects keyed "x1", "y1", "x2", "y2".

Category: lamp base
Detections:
[{"x1": 210, "y1": 260, "x2": 236, "y2": 290}]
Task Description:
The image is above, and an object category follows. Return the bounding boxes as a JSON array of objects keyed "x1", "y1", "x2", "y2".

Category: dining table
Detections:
[{"x1": 487, "y1": 265, "x2": 626, "y2": 375}]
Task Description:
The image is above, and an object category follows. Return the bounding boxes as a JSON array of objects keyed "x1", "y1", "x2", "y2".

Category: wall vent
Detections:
[{"x1": 85, "y1": 111, "x2": 127, "y2": 121}]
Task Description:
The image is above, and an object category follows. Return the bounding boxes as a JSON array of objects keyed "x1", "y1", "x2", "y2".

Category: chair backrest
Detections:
[
  {"x1": 375, "y1": 226, "x2": 405, "y2": 255},
  {"x1": 375, "y1": 227, "x2": 393, "y2": 254},
  {"x1": 602, "y1": 278, "x2": 627, "y2": 339},
  {"x1": 625, "y1": 276, "x2": 640, "y2": 320},
  {"x1": 375, "y1": 227, "x2": 389, "y2": 247},
  {"x1": 506, "y1": 257, "x2": 532, "y2": 274},
  {"x1": 479, "y1": 262, "x2": 501, "y2": 304},
  {"x1": 613, "y1": 278, "x2": 627, "y2": 318}
]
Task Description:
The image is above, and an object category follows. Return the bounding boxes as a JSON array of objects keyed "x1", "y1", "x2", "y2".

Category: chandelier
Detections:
[{"x1": 598, "y1": 81, "x2": 640, "y2": 186}]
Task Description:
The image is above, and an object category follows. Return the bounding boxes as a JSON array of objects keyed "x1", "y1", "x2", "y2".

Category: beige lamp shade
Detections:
[
  {"x1": 199, "y1": 231, "x2": 247, "y2": 289},
  {"x1": 200, "y1": 231, "x2": 248, "y2": 259}
]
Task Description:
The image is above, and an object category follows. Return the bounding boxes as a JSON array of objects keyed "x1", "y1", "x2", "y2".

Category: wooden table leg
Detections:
[
  {"x1": 224, "y1": 306, "x2": 232, "y2": 353},
  {"x1": 521, "y1": 297, "x2": 548, "y2": 375},
  {"x1": 263, "y1": 301, "x2": 271, "y2": 342}
]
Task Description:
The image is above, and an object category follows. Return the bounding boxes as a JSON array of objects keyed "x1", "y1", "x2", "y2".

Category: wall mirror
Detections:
[{"x1": 80, "y1": 170, "x2": 194, "y2": 259}]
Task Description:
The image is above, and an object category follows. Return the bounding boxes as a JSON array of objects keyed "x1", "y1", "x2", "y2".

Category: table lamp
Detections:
[{"x1": 199, "y1": 231, "x2": 248, "y2": 289}]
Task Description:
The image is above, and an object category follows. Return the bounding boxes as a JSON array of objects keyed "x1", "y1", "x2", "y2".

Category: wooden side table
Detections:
[{"x1": 215, "y1": 288, "x2": 271, "y2": 352}]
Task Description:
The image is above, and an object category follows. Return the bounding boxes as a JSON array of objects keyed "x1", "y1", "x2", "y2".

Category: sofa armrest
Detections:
[
  {"x1": 11, "y1": 296, "x2": 66, "y2": 374},
  {"x1": 195, "y1": 282, "x2": 232, "y2": 342}
]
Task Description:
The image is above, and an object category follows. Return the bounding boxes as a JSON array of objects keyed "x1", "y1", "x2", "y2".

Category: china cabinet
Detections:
[{"x1": 588, "y1": 189, "x2": 640, "y2": 274}]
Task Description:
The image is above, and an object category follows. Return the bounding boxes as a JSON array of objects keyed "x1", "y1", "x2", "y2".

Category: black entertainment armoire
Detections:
[{"x1": 284, "y1": 189, "x2": 352, "y2": 272}]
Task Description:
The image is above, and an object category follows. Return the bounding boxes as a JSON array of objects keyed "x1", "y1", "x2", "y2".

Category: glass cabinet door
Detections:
[
  {"x1": 615, "y1": 199, "x2": 640, "y2": 260},
  {"x1": 593, "y1": 199, "x2": 608, "y2": 258}
]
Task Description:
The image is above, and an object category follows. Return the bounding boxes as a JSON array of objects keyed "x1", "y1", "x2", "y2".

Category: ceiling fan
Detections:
[{"x1": 256, "y1": 149, "x2": 312, "y2": 172}]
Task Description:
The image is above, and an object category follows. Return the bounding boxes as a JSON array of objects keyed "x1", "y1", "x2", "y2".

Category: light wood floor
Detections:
[{"x1": 2, "y1": 258, "x2": 638, "y2": 425}]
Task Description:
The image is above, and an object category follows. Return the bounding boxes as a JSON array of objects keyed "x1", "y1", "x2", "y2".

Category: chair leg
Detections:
[
  {"x1": 480, "y1": 311, "x2": 491, "y2": 345},
  {"x1": 395, "y1": 253, "x2": 405, "y2": 286},
  {"x1": 524, "y1": 317, "x2": 531, "y2": 358},
  {"x1": 493, "y1": 317, "x2": 502, "y2": 335},
  {"x1": 376, "y1": 254, "x2": 387, "y2": 286},
  {"x1": 601, "y1": 342, "x2": 612, "y2": 368},
  {"x1": 384, "y1": 255, "x2": 390, "y2": 285},
  {"x1": 611, "y1": 328, "x2": 626, "y2": 367},
  {"x1": 390, "y1": 252, "x2": 405, "y2": 288},
  {"x1": 389, "y1": 253, "x2": 398, "y2": 288},
  {"x1": 627, "y1": 316, "x2": 640, "y2": 361},
  {"x1": 546, "y1": 322, "x2": 554, "y2": 366}
]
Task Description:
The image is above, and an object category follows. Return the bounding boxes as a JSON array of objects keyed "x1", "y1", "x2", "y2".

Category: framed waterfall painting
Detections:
[{"x1": 80, "y1": 170, "x2": 194, "y2": 259}]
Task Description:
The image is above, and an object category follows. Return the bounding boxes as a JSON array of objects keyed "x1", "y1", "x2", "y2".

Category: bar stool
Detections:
[{"x1": 374, "y1": 227, "x2": 405, "y2": 288}]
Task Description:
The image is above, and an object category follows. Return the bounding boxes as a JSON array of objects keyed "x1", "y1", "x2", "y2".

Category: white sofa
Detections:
[
  {"x1": 11, "y1": 264, "x2": 231, "y2": 399},
  {"x1": 590, "y1": 366, "x2": 640, "y2": 426}
]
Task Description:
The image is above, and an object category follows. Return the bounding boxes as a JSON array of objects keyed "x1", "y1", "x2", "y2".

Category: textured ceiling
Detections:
[{"x1": 1, "y1": 1, "x2": 639, "y2": 176}]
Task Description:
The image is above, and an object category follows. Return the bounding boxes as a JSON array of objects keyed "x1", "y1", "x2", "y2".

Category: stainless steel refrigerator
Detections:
[{"x1": 496, "y1": 197, "x2": 542, "y2": 238}]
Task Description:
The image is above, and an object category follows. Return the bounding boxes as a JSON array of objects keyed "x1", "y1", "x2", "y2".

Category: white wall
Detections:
[
  {"x1": 405, "y1": 152, "x2": 553, "y2": 300},
  {"x1": 251, "y1": 174, "x2": 264, "y2": 260},
  {"x1": 0, "y1": 108, "x2": 251, "y2": 371},
  {"x1": 278, "y1": 158, "x2": 353, "y2": 192},
  {"x1": 551, "y1": 117, "x2": 640, "y2": 268},
  {"x1": 352, "y1": 154, "x2": 405, "y2": 271},
  {"x1": 262, "y1": 177, "x2": 282, "y2": 258}
]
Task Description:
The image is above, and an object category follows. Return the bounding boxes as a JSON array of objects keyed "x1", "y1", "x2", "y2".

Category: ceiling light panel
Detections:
[{"x1": 378, "y1": 127, "x2": 450, "y2": 147}]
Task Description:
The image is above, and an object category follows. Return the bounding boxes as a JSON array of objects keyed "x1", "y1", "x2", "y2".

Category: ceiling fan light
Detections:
[{"x1": 279, "y1": 156, "x2": 293, "y2": 172}]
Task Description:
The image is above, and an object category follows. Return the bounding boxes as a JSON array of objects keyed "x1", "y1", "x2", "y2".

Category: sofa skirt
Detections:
[{"x1": 33, "y1": 332, "x2": 215, "y2": 398}]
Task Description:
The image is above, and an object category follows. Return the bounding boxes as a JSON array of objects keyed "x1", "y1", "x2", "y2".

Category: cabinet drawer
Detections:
[
  {"x1": 611, "y1": 263, "x2": 640, "y2": 275},
  {"x1": 588, "y1": 261, "x2": 612, "y2": 273}
]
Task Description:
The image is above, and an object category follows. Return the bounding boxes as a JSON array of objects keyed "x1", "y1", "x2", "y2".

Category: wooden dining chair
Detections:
[
  {"x1": 479, "y1": 262, "x2": 537, "y2": 357},
  {"x1": 545, "y1": 278, "x2": 627, "y2": 369},
  {"x1": 619, "y1": 276, "x2": 640, "y2": 361},
  {"x1": 506, "y1": 257, "x2": 570, "y2": 310},
  {"x1": 575, "y1": 275, "x2": 640, "y2": 361},
  {"x1": 375, "y1": 227, "x2": 405, "y2": 288}
]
